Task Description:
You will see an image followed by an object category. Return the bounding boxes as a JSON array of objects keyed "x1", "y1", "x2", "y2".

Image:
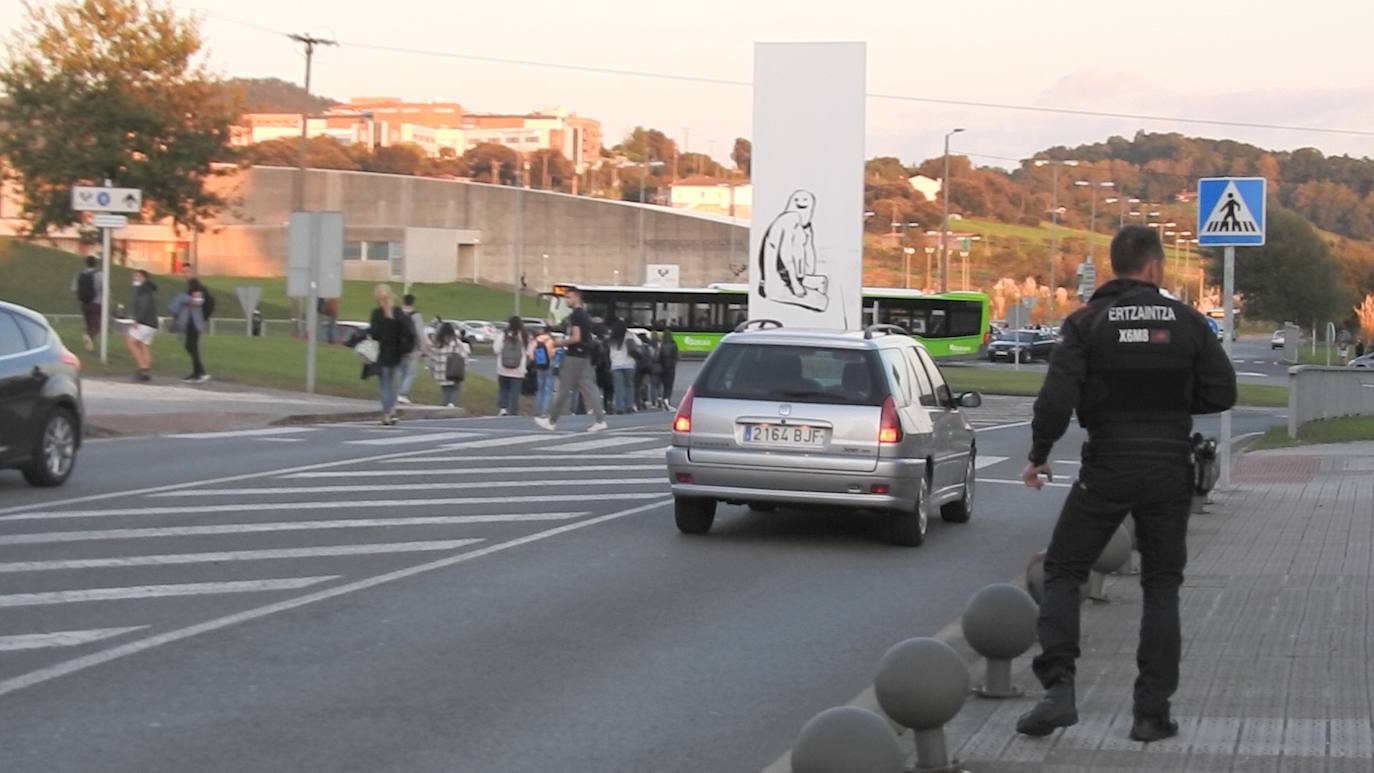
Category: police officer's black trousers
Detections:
[{"x1": 1032, "y1": 455, "x2": 1192, "y2": 719}]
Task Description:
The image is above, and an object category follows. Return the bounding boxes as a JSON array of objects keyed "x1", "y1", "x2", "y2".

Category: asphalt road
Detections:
[
  {"x1": 964, "y1": 334, "x2": 1295, "y2": 386},
  {"x1": 0, "y1": 404, "x2": 1284, "y2": 773}
]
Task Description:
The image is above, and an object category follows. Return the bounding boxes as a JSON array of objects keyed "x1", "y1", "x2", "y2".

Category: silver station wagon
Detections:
[{"x1": 666, "y1": 322, "x2": 981, "y2": 546}]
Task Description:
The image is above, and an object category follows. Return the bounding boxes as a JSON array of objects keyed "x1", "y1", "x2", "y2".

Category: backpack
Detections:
[
  {"x1": 444, "y1": 351, "x2": 466, "y2": 382},
  {"x1": 499, "y1": 333, "x2": 524, "y2": 369},
  {"x1": 76, "y1": 271, "x2": 97, "y2": 303},
  {"x1": 397, "y1": 311, "x2": 417, "y2": 355},
  {"x1": 201, "y1": 288, "x2": 216, "y2": 320},
  {"x1": 532, "y1": 338, "x2": 550, "y2": 368}
]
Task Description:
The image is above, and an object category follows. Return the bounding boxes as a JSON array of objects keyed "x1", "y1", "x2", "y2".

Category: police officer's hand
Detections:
[{"x1": 1022, "y1": 463, "x2": 1053, "y2": 491}]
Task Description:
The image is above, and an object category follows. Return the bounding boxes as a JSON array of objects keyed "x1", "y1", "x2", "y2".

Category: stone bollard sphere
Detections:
[
  {"x1": 791, "y1": 706, "x2": 905, "y2": 773},
  {"x1": 873, "y1": 637, "x2": 970, "y2": 731},
  {"x1": 962, "y1": 583, "x2": 1039, "y2": 660},
  {"x1": 1092, "y1": 524, "x2": 1132, "y2": 575}
]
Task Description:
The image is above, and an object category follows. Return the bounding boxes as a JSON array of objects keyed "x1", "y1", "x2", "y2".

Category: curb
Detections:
[{"x1": 84, "y1": 406, "x2": 476, "y2": 439}]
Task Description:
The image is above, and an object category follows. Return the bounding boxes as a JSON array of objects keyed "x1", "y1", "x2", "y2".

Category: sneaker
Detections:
[
  {"x1": 533, "y1": 417, "x2": 555, "y2": 431},
  {"x1": 445, "y1": 402, "x2": 456, "y2": 408},
  {"x1": 1016, "y1": 682, "x2": 1078, "y2": 737},
  {"x1": 181, "y1": 374, "x2": 197, "y2": 383},
  {"x1": 586, "y1": 421, "x2": 609, "y2": 433},
  {"x1": 498, "y1": 408, "x2": 508, "y2": 416},
  {"x1": 1129, "y1": 715, "x2": 1179, "y2": 743},
  {"x1": 196, "y1": 374, "x2": 211, "y2": 383},
  {"x1": 138, "y1": 369, "x2": 152, "y2": 382},
  {"x1": 82, "y1": 333, "x2": 93, "y2": 351},
  {"x1": 397, "y1": 396, "x2": 412, "y2": 405}
]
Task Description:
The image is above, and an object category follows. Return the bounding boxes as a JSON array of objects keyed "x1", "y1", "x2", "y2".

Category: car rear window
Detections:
[
  {"x1": 13, "y1": 313, "x2": 51, "y2": 350},
  {"x1": 694, "y1": 343, "x2": 887, "y2": 405}
]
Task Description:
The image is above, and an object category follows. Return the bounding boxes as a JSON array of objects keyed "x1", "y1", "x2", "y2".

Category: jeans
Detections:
[
  {"x1": 534, "y1": 368, "x2": 555, "y2": 416},
  {"x1": 320, "y1": 316, "x2": 337, "y2": 344},
  {"x1": 184, "y1": 327, "x2": 206, "y2": 378},
  {"x1": 647, "y1": 373, "x2": 663, "y2": 407},
  {"x1": 498, "y1": 376, "x2": 523, "y2": 415},
  {"x1": 399, "y1": 353, "x2": 421, "y2": 397},
  {"x1": 440, "y1": 383, "x2": 460, "y2": 407},
  {"x1": 81, "y1": 302, "x2": 102, "y2": 338},
  {"x1": 377, "y1": 365, "x2": 399, "y2": 415},
  {"x1": 1032, "y1": 453, "x2": 1192, "y2": 718},
  {"x1": 660, "y1": 368, "x2": 677, "y2": 406},
  {"x1": 549, "y1": 355, "x2": 605, "y2": 424},
  {"x1": 612, "y1": 368, "x2": 635, "y2": 413}
]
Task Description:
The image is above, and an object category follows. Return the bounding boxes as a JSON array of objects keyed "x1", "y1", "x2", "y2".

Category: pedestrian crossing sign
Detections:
[{"x1": 1197, "y1": 177, "x2": 1266, "y2": 246}]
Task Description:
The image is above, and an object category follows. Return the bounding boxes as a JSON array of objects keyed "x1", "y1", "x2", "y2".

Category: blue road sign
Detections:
[{"x1": 1197, "y1": 177, "x2": 1266, "y2": 246}]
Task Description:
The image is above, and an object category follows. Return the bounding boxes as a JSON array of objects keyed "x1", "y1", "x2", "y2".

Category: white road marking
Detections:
[
  {"x1": 0, "y1": 540, "x2": 486, "y2": 572},
  {"x1": 1236, "y1": 371, "x2": 1268, "y2": 378},
  {"x1": 1, "y1": 494, "x2": 661, "y2": 522},
  {"x1": 0, "y1": 499, "x2": 672, "y2": 698},
  {"x1": 0, "y1": 577, "x2": 337, "y2": 607},
  {"x1": 286, "y1": 464, "x2": 665, "y2": 478},
  {"x1": 438, "y1": 435, "x2": 570, "y2": 450},
  {"x1": 346, "y1": 431, "x2": 480, "y2": 446},
  {"x1": 257, "y1": 437, "x2": 307, "y2": 443},
  {"x1": 974, "y1": 420, "x2": 1032, "y2": 432},
  {"x1": 166, "y1": 427, "x2": 317, "y2": 440},
  {"x1": 384, "y1": 453, "x2": 664, "y2": 463},
  {"x1": 545, "y1": 436, "x2": 660, "y2": 452},
  {"x1": 1053, "y1": 459, "x2": 1082, "y2": 466},
  {"x1": 153, "y1": 478, "x2": 666, "y2": 497},
  {"x1": 0, "y1": 514, "x2": 589, "y2": 545},
  {"x1": 0, "y1": 627, "x2": 148, "y2": 651},
  {"x1": 977, "y1": 477, "x2": 1073, "y2": 489},
  {"x1": 973, "y1": 455, "x2": 1009, "y2": 470}
]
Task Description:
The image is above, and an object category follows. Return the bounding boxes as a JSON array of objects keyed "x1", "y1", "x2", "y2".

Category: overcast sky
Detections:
[{"x1": 4, "y1": 0, "x2": 1371, "y2": 168}]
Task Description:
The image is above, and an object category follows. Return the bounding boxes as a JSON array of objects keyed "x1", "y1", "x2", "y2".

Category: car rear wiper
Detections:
[{"x1": 777, "y1": 389, "x2": 841, "y2": 400}]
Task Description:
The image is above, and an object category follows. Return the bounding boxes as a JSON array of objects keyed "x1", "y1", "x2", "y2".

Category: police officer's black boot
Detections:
[
  {"x1": 1016, "y1": 681, "x2": 1078, "y2": 736},
  {"x1": 1129, "y1": 713, "x2": 1179, "y2": 742}
]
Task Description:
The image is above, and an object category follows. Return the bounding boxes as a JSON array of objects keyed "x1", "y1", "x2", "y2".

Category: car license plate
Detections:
[{"x1": 739, "y1": 423, "x2": 826, "y2": 448}]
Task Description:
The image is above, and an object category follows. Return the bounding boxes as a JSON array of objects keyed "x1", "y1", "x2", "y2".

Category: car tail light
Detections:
[
  {"x1": 879, "y1": 396, "x2": 902, "y2": 444},
  {"x1": 673, "y1": 387, "x2": 695, "y2": 433},
  {"x1": 675, "y1": 473, "x2": 694, "y2": 484},
  {"x1": 59, "y1": 348, "x2": 81, "y2": 373},
  {"x1": 872, "y1": 483, "x2": 891, "y2": 495}
]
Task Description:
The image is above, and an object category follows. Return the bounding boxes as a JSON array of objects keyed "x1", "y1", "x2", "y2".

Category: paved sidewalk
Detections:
[
  {"x1": 925, "y1": 441, "x2": 1374, "y2": 772},
  {"x1": 82, "y1": 378, "x2": 464, "y2": 437}
]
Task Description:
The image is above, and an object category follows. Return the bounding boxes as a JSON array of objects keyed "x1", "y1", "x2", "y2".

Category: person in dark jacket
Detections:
[
  {"x1": 368, "y1": 284, "x2": 411, "y2": 425},
  {"x1": 169, "y1": 277, "x2": 212, "y2": 383},
  {"x1": 123, "y1": 270, "x2": 159, "y2": 382},
  {"x1": 656, "y1": 327, "x2": 680, "y2": 410},
  {"x1": 1016, "y1": 226, "x2": 1237, "y2": 742}
]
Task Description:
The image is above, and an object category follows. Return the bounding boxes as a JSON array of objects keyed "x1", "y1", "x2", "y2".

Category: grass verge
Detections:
[
  {"x1": 52, "y1": 320, "x2": 501, "y2": 415},
  {"x1": 943, "y1": 365, "x2": 1289, "y2": 408},
  {"x1": 1250, "y1": 415, "x2": 1374, "y2": 450}
]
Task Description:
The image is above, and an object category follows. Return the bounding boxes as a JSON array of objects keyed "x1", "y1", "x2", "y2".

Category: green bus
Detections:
[{"x1": 545, "y1": 283, "x2": 990, "y2": 358}]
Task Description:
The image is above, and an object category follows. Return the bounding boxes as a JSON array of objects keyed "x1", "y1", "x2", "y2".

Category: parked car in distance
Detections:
[
  {"x1": 0, "y1": 301, "x2": 83, "y2": 487},
  {"x1": 1348, "y1": 352, "x2": 1373, "y2": 368},
  {"x1": 986, "y1": 329, "x2": 1055, "y2": 363},
  {"x1": 1271, "y1": 329, "x2": 1286, "y2": 350},
  {"x1": 334, "y1": 320, "x2": 370, "y2": 343},
  {"x1": 461, "y1": 320, "x2": 496, "y2": 344},
  {"x1": 666, "y1": 322, "x2": 980, "y2": 547}
]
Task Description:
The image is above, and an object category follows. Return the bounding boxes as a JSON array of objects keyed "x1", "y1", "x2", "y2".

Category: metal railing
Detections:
[{"x1": 44, "y1": 313, "x2": 297, "y2": 337}]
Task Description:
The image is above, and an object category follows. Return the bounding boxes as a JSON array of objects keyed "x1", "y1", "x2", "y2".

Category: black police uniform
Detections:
[{"x1": 1027, "y1": 277, "x2": 1236, "y2": 721}]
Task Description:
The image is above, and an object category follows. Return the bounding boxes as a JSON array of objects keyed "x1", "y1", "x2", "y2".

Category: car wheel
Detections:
[
  {"x1": 889, "y1": 473, "x2": 929, "y2": 547},
  {"x1": 21, "y1": 407, "x2": 78, "y2": 487},
  {"x1": 941, "y1": 453, "x2": 975, "y2": 523},
  {"x1": 674, "y1": 497, "x2": 717, "y2": 535}
]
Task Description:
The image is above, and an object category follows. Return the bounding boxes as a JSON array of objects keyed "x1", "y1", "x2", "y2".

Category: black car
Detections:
[
  {"x1": 987, "y1": 330, "x2": 1056, "y2": 363},
  {"x1": 0, "y1": 301, "x2": 83, "y2": 486}
]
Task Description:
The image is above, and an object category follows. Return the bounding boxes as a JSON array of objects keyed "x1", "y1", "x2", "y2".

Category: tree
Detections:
[
  {"x1": 677, "y1": 152, "x2": 723, "y2": 179},
  {"x1": 1205, "y1": 208, "x2": 1351, "y2": 324},
  {"x1": 614, "y1": 127, "x2": 676, "y2": 163},
  {"x1": 243, "y1": 137, "x2": 360, "y2": 171},
  {"x1": 225, "y1": 77, "x2": 334, "y2": 114},
  {"x1": 365, "y1": 143, "x2": 427, "y2": 176},
  {"x1": 0, "y1": 0, "x2": 236, "y2": 234},
  {"x1": 1355, "y1": 293, "x2": 1374, "y2": 342},
  {"x1": 527, "y1": 149, "x2": 575, "y2": 191},
  {"x1": 461, "y1": 143, "x2": 521, "y2": 185},
  {"x1": 731, "y1": 137, "x2": 751, "y2": 176}
]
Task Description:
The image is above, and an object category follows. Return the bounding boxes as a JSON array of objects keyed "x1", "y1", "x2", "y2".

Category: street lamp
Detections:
[
  {"x1": 940, "y1": 127, "x2": 965, "y2": 293},
  {"x1": 1032, "y1": 158, "x2": 1079, "y2": 310},
  {"x1": 1106, "y1": 196, "x2": 1140, "y2": 230},
  {"x1": 900, "y1": 220, "x2": 920, "y2": 289},
  {"x1": 923, "y1": 242, "x2": 936, "y2": 293}
]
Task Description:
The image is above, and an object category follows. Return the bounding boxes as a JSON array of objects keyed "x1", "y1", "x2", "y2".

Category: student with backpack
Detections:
[
  {"x1": 529, "y1": 327, "x2": 557, "y2": 417},
  {"x1": 657, "y1": 327, "x2": 680, "y2": 410},
  {"x1": 427, "y1": 322, "x2": 469, "y2": 408},
  {"x1": 71, "y1": 255, "x2": 103, "y2": 352},
  {"x1": 492, "y1": 316, "x2": 530, "y2": 416}
]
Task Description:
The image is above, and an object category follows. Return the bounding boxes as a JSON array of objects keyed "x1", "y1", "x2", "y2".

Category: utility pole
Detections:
[
  {"x1": 940, "y1": 127, "x2": 964, "y2": 293},
  {"x1": 288, "y1": 32, "x2": 335, "y2": 395}
]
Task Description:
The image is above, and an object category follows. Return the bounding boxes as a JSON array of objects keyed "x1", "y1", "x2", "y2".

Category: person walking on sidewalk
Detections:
[
  {"x1": 529, "y1": 326, "x2": 557, "y2": 417},
  {"x1": 606, "y1": 319, "x2": 638, "y2": 414},
  {"x1": 427, "y1": 321, "x2": 469, "y2": 408},
  {"x1": 168, "y1": 276, "x2": 213, "y2": 383},
  {"x1": 396, "y1": 294, "x2": 428, "y2": 404},
  {"x1": 656, "y1": 327, "x2": 679, "y2": 410},
  {"x1": 71, "y1": 255, "x2": 103, "y2": 352},
  {"x1": 1017, "y1": 225, "x2": 1237, "y2": 742},
  {"x1": 124, "y1": 270, "x2": 159, "y2": 382},
  {"x1": 493, "y1": 316, "x2": 530, "y2": 416},
  {"x1": 535, "y1": 288, "x2": 607, "y2": 433},
  {"x1": 368, "y1": 284, "x2": 415, "y2": 426}
]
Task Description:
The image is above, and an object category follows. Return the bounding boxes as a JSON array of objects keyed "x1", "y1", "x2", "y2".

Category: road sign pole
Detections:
[
  {"x1": 99, "y1": 224, "x2": 112, "y2": 364},
  {"x1": 1220, "y1": 245, "x2": 1235, "y2": 490},
  {"x1": 305, "y1": 214, "x2": 320, "y2": 394}
]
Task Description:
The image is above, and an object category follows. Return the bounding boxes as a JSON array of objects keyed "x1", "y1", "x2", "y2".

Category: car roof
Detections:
[{"x1": 721, "y1": 327, "x2": 924, "y2": 351}]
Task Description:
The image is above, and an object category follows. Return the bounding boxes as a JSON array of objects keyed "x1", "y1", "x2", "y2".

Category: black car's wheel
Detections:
[
  {"x1": 21, "y1": 407, "x2": 78, "y2": 487},
  {"x1": 941, "y1": 453, "x2": 975, "y2": 523},
  {"x1": 889, "y1": 474, "x2": 929, "y2": 547},
  {"x1": 675, "y1": 497, "x2": 717, "y2": 535}
]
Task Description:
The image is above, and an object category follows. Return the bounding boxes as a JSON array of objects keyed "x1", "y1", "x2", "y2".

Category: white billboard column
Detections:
[{"x1": 749, "y1": 42, "x2": 865, "y2": 330}]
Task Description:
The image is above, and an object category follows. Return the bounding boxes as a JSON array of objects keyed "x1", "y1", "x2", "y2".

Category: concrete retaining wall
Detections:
[{"x1": 1287, "y1": 365, "x2": 1374, "y2": 438}]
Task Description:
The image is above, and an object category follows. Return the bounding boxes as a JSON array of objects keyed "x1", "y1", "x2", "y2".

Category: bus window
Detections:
[{"x1": 947, "y1": 301, "x2": 983, "y2": 337}]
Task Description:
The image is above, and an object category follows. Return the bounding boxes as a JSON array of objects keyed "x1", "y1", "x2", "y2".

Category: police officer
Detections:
[{"x1": 1017, "y1": 225, "x2": 1236, "y2": 742}]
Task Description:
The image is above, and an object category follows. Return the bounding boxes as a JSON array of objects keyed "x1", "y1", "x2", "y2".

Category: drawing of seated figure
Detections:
[{"x1": 758, "y1": 189, "x2": 830, "y2": 313}]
